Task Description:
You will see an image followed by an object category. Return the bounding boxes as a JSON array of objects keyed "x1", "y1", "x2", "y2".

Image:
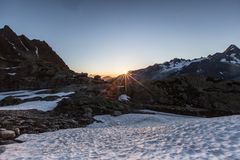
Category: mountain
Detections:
[
  {"x1": 129, "y1": 45, "x2": 240, "y2": 81},
  {"x1": 0, "y1": 25, "x2": 89, "y2": 90},
  {"x1": 103, "y1": 45, "x2": 240, "y2": 116},
  {"x1": 0, "y1": 25, "x2": 69, "y2": 70}
]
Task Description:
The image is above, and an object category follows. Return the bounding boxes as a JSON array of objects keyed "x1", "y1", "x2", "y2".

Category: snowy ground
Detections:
[
  {"x1": 0, "y1": 111, "x2": 239, "y2": 160},
  {"x1": 0, "y1": 90, "x2": 74, "y2": 111}
]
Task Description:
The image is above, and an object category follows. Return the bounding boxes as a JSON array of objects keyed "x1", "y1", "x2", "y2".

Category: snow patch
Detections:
[
  {"x1": 1, "y1": 113, "x2": 240, "y2": 159},
  {"x1": 19, "y1": 38, "x2": 29, "y2": 51},
  {"x1": 35, "y1": 46, "x2": 39, "y2": 58},
  {"x1": 7, "y1": 72, "x2": 16, "y2": 76},
  {"x1": 161, "y1": 58, "x2": 205, "y2": 73},
  {"x1": 0, "y1": 89, "x2": 74, "y2": 111},
  {"x1": 0, "y1": 99, "x2": 62, "y2": 111},
  {"x1": 118, "y1": 94, "x2": 130, "y2": 102},
  {"x1": 220, "y1": 58, "x2": 227, "y2": 62},
  {"x1": 0, "y1": 89, "x2": 74, "y2": 101},
  {"x1": 230, "y1": 54, "x2": 240, "y2": 64},
  {"x1": 220, "y1": 54, "x2": 240, "y2": 65},
  {"x1": 7, "y1": 40, "x2": 16, "y2": 49}
]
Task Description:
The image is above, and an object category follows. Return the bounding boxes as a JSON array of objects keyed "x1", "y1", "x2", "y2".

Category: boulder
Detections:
[
  {"x1": 14, "y1": 128, "x2": 20, "y2": 136},
  {"x1": 0, "y1": 129, "x2": 16, "y2": 140}
]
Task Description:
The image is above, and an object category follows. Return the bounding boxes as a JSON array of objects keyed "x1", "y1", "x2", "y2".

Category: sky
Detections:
[{"x1": 0, "y1": 0, "x2": 240, "y2": 76}]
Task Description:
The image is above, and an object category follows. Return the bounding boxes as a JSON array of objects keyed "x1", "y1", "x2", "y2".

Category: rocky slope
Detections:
[
  {"x1": 0, "y1": 25, "x2": 68, "y2": 69},
  {"x1": 106, "y1": 73, "x2": 240, "y2": 117},
  {"x1": 0, "y1": 25, "x2": 92, "y2": 91},
  {"x1": 129, "y1": 45, "x2": 240, "y2": 80}
]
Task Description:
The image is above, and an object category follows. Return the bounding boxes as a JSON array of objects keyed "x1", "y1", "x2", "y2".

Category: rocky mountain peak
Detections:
[
  {"x1": 0, "y1": 25, "x2": 76, "y2": 90},
  {"x1": 3, "y1": 25, "x2": 12, "y2": 31},
  {"x1": 0, "y1": 25, "x2": 69, "y2": 69},
  {"x1": 0, "y1": 25, "x2": 18, "y2": 40},
  {"x1": 224, "y1": 44, "x2": 240, "y2": 55}
]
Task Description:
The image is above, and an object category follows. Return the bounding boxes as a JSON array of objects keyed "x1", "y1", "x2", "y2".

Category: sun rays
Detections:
[
  {"x1": 122, "y1": 73, "x2": 152, "y2": 94},
  {"x1": 103, "y1": 71, "x2": 152, "y2": 100}
]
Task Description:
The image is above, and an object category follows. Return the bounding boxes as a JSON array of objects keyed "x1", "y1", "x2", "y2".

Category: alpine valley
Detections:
[{"x1": 0, "y1": 25, "x2": 240, "y2": 160}]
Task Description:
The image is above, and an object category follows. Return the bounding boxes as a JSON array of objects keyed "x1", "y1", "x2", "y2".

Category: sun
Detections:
[
  {"x1": 122, "y1": 70, "x2": 128, "y2": 75},
  {"x1": 120, "y1": 68, "x2": 129, "y2": 75}
]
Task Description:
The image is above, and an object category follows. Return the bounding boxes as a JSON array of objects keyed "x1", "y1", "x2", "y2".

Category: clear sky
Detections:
[{"x1": 1, "y1": 0, "x2": 240, "y2": 76}]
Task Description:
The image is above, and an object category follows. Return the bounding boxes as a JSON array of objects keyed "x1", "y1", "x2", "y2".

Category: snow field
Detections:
[{"x1": 0, "y1": 112, "x2": 239, "y2": 160}]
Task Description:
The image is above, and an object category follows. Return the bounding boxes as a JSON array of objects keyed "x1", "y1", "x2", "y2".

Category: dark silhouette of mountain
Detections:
[
  {"x1": 0, "y1": 25, "x2": 91, "y2": 90},
  {"x1": 0, "y1": 25, "x2": 69, "y2": 69},
  {"x1": 129, "y1": 45, "x2": 240, "y2": 80}
]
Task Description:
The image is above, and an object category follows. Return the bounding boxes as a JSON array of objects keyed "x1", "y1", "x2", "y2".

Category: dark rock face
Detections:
[
  {"x1": 0, "y1": 25, "x2": 87, "y2": 91},
  {"x1": 129, "y1": 45, "x2": 240, "y2": 81}
]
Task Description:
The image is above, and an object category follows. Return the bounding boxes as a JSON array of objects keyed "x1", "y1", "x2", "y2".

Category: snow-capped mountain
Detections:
[{"x1": 129, "y1": 45, "x2": 240, "y2": 80}]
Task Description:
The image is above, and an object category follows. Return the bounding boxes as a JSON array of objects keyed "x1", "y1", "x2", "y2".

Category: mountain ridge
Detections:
[
  {"x1": 129, "y1": 44, "x2": 240, "y2": 80},
  {"x1": 0, "y1": 25, "x2": 93, "y2": 91},
  {"x1": 0, "y1": 25, "x2": 69, "y2": 70}
]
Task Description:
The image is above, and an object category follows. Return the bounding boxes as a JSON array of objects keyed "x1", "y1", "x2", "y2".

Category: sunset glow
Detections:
[{"x1": 1, "y1": 0, "x2": 239, "y2": 76}]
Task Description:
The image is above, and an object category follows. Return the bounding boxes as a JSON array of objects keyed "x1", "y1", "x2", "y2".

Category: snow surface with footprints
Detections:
[{"x1": 0, "y1": 111, "x2": 240, "y2": 160}]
